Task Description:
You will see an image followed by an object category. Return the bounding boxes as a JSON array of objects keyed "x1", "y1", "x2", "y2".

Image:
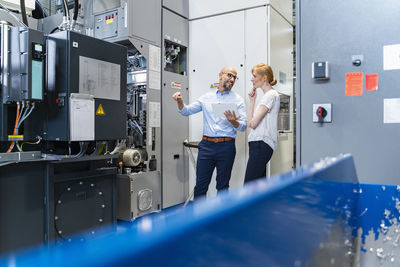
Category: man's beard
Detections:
[{"x1": 222, "y1": 80, "x2": 233, "y2": 91}]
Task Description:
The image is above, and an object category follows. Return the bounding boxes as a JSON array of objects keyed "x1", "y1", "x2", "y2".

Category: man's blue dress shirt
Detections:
[{"x1": 179, "y1": 89, "x2": 247, "y2": 138}]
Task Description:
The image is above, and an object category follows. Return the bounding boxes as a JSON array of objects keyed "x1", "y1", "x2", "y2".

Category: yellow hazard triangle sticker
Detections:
[
  {"x1": 210, "y1": 82, "x2": 219, "y2": 88},
  {"x1": 96, "y1": 104, "x2": 106, "y2": 115}
]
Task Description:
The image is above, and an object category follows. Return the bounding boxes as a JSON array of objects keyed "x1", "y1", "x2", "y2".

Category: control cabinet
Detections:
[
  {"x1": 0, "y1": 25, "x2": 44, "y2": 142},
  {"x1": 45, "y1": 30, "x2": 127, "y2": 141}
]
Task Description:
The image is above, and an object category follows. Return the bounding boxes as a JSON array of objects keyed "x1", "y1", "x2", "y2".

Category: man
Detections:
[{"x1": 172, "y1": 66, "x2": 247, "y2": 198}]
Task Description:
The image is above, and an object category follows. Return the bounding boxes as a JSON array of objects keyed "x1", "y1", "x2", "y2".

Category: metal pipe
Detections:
[{"x1": 19, "y1": 0, "x2": 28, "y2": 26}]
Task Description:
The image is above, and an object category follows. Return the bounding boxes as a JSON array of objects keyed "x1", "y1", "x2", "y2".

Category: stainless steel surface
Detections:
[
  {"x1": 93, "y1": 0, "x2": 120, "y2": 14},
  {"x1": 117, "y1": 171, "x2": 161, "y2": 221},
  {"x1": 163, "y1": 0, "x2": 189, "y2": 18}
]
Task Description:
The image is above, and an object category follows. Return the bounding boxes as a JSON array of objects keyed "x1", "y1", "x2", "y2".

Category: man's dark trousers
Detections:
[{"x1": 194, "y1": 139, "x2": 236, "y2": 198}]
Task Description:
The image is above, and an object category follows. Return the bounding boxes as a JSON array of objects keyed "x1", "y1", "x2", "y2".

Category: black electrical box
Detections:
[
  {"x1": 0, "y1": 25, "x2": 45, "y2": 141},
  {"x1": 45, "y1": 30, "x2": 127, "y2": 141}
]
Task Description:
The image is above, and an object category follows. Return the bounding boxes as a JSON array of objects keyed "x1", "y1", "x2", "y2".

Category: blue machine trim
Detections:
[{"x1": 1, "y1": 154, "x2": 398, "y2": 266}]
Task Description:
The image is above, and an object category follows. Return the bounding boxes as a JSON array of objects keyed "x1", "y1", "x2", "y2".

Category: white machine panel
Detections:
[
  {"x1": 245, "y1": 7, "x2": 269, "y2": 97},
  {"x1": 188, "y1": 0, "x2": 268, "y2": 19},
  {"x1": 270, "y1": 0, "x2": 293, "y2": 23},
  {"x1": 269, "y1": 6, "x2": 294, "y2": 175}
]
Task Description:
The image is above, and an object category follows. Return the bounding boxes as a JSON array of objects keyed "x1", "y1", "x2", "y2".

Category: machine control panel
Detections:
[
  {"x1": 32, "y1": 43, "x2": 44, "y2": 60},
  {"x1": 31, "y1": 42, "x2": 44, "y2": 101},
  {"x1": 94, "y1": 10, "x2": 119, "y2": 39}
]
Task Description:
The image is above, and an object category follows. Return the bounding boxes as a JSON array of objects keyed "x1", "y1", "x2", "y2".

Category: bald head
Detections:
[
  {"x1": 220, "y1": 66, "x2": 237, "y2": 76},
  {"x1": 219, "y1": 66, "x2": 238, "y2": 92}
]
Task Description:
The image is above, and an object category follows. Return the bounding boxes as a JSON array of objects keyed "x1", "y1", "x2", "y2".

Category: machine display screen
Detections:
[{"x1": 34, "y1": 43, "x2": 43, "y2": 52}]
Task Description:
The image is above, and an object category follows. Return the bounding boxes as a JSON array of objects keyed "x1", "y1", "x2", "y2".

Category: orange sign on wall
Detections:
[
  {"x1": 345, "y1": 72, "x2": 363, "y2": 96},
  {"x1": 365, "y1": 73, "x2": 378, "y2": 91}
]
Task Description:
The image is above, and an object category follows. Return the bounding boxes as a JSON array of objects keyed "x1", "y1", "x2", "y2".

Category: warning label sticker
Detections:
[
  {"x1": 8, "y1": 135, "x2": 23, "y2": 141},
  {"x1": 171, "y1": 82, "x2": 182, "y2": 89},
  {"x1": 210, "y1": 82, "x2": 219, "y2": 89},
  {"x1": 96, "y1": 104, "x2": 106, "y2": 115}
]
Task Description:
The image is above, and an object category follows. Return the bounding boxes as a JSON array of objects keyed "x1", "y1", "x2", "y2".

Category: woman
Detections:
[{"x1": 244, "y1": 63, "x2": 280, "y2": 183}]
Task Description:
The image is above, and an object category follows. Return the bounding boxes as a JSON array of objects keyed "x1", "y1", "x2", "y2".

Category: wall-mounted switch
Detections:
[
  {"x1": 313, "y1": 103, "x2": 332, "y2": 123},
  {"x1": 312, "y1": 61, "x2": 329, "y2": 80}
]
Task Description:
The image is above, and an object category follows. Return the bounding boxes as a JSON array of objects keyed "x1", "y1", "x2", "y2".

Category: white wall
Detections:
[{"x1": 188, "y1": 11, "x2": 246, "y2": 196}]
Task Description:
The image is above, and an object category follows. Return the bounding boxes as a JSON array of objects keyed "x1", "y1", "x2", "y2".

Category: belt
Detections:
[{"x1": 202, "y1": 136, "x2": 234, "y2": 143}]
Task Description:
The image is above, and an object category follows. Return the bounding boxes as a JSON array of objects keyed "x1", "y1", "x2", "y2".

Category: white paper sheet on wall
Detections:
[
  {"x1": 147, "y1": 126, "x2": 152, "y2": 147},
  {"x1": 149, "y1": 70, "x2": 161, "y2": 90},
  {"x1": 149, "y1": 45, "x2": 161, "y2": 72},
  {"x1": 384, "y1": 98, "x2": 400, "y2": 123},
  {"x1": 149, "y1": 101, "x2": 161, "y2": 127},
  {"x1": 383, "y1": 44, "x2": 400, "y2": 71},
  {"x1": 70, "y1": 94, "x2": 95, "y2": 141}
]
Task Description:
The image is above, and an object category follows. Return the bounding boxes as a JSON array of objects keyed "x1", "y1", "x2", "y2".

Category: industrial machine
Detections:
[
  {"x1": 35, "y1": 0, "x2": 189, "y2": 220},
  {"x1": 0, "y1": 0, "x2": 189, "y2": 254},
  {"x1": 89, "y1": 0, "x2": 163, "y2": 220},
  {"x1": 0, "y1": 0, "x2": 127, "y2": 254},
  {"x1": 87, "y1": 0, "x2": 189, "y2": 219}
]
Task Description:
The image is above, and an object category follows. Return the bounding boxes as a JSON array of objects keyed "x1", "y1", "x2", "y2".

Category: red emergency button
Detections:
[
  {"x1": 317, "y1": 107, "x2": 323, "y2": 118},
  {"x1": 316, "y1": 106, "x2": 327, "y2": 122}
]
